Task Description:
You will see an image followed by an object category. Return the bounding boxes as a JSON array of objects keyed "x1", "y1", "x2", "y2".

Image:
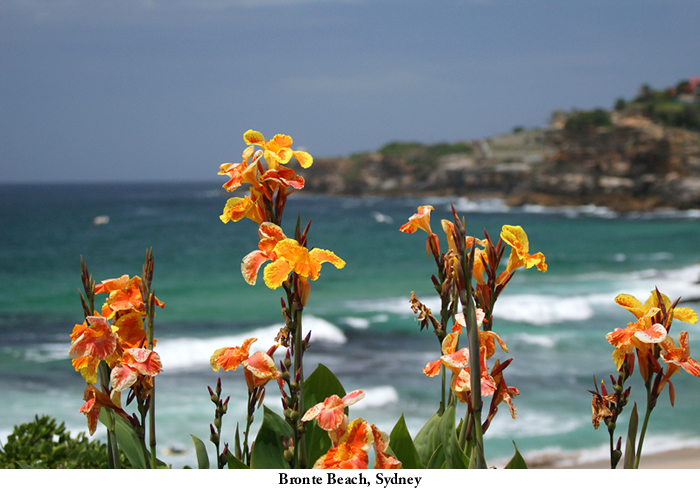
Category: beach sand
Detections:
[{"x1": 530, "y1": 447, "x2": 700, "y2": 469}]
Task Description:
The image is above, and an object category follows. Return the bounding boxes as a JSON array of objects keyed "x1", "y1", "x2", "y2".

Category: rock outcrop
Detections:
[{"x1": 303, "y1": 115, "x2": 700, "y2": 212}]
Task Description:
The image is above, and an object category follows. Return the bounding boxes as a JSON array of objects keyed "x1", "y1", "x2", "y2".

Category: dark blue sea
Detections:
[{"x1": 1, "y1": 182, "x2": 700, "y2": 467}]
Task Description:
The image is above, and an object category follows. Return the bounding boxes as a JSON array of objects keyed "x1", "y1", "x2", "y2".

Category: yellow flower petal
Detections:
[
  {"x1": 674, "y1": 307, "x2": 698, "y2": 324},
  {"x1": 293, "y1": 150, "x2": 313, "y2": 168},
  {"x1": 243, "y1": 130, "x2": 266, "y2": 146},
  {"x1": 263, "y1": 258, "x2": 294, "y2": 289}
]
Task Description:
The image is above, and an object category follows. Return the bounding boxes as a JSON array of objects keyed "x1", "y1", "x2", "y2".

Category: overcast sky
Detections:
[{"x1": 1, "y1": 0, "x2": 698, "y2": 183}]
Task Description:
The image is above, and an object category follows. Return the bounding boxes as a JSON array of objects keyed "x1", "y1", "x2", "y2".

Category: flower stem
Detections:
[{"x1": 634, "y1": 381, "x2": 655, "y2": 469}]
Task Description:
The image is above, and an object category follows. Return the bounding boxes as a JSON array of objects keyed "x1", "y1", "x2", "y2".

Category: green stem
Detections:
[
  {"x1": 98, "y1": 362, "x2": 120, "y2": 469},
  {"x1": 634, "y1": 382, "x2": 654, "y2": 469},
  {"x1": 464, "y1": 281, "x2": 486, "y2": 467},
  {"x1": 293, "y1": 306, "x2": 307, "y2": 469},
  {"x1": 244, "y1": 391, "x2": 254, "y2": 466},
  {"x1": 440, "y1": 365, "x2": 446, "y2": 416},
  {"x1": 146, "y1": 297, "x2": 157, "y2": 469}
]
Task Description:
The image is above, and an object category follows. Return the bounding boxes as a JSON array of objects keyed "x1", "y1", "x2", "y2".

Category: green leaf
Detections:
[
  {"x1": 303, "y1": 364, "x2": 347, "y2": 465},
  {"x1": 426, "y1": 444, "x2": 445, "y2": 469},
  {"x1": 504, "y1": 441, "x2": 528, "y2": 469},
  {"x1": 388, "y1": 415, "x2": 424, "y2": 469},
  {"x1": 227, "y1": 449, "x2": 249, "y2": 469},
  {"x1": 16, "y1": 462, "x2": 35, "y2": 469},
  {"x1": 98, "y1": 409, "x2": 147, "y2": 469},
  {"x1": 413, "y1": 409, "x2": 443, "y2": 467},
  {"x1": 624, "y1": 403, "x2": 638, "y2": 469},
  {"x1": 438, "y1": 403, "x2": 468, "y2": 469},
  {"x1": 190, "y1": 435, "x2": 210, "y2": 469},
  {"x1": 250, "y1": 406, "x2": 294, "y2": 469}
]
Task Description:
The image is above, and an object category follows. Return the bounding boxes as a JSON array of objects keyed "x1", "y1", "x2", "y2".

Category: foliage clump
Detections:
[{"x1": 0, "y1": 415, "x2": 129, "y2": 469}]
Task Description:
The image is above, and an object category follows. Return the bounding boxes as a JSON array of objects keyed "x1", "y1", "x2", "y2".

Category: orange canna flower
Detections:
[
  {"x1": 400, "y1": 205, "x2": 434, "y2": 235},
  {"x1": 660, "y1": 331, "x2": 700, "y2": 380},
  {"x1": 451, "y1": 347, "x2": 497, "y2": 402},
  {"x1": 490, "y1": 359, "x2": 519, "y2": 420},
  {"x1": 312, "y1": 418, "x2": 373, "y2": 469},
  {"x1": 110, "y1": 347, "x2": 163, "y2": 393},
  {"x1": 241, "y1": 222, "x2": 345, "y2": 289},
  {"x1": 243, "y1": 130, "x2": 313, "y2": 170},
  {"x1": 423, "y1": 333, "x2": 467, "y2": 377},
  {"x1": 452, "y1": 311, "x2": 506, "y2": 360},
  {"x1": 210, "y1": 337, "x2": 257, "y2": 372},
  {"x1": 111, "y1": 311, "x2": 148, "y2": 349},
  {"x1": 371, "y1": 424, "x2": 402, "y2": 469},
  {"x1": 96, "y1": 275, "x2": 164, "y2": 319},
  {"x1": 79, "y1": 385, "x2": 126, "y2": 435},
  {"x1": 241, "y1": 351, "x2": 280, "y2": 392},
  {"x1": 401, "y1": 206, "x2": 440, "y2": 257},
  {"x1": 218, "y1": 146, "x2": 263, "y2": 192},
  {"x1": 220, "y1": 195, "x2": 265, "y2": 225},
  {"x1": 615, "y1": 291, "x2": 698, "y2": 325},
  {"x1": 500, "y1": 225, "x2": 547, "y2": 273},
  {"x1": 302, "y1": 390, "x2": 365, "y2": 432},
  {"x1": 68, "y1": 316, "x2": 119, "y2": 362}
]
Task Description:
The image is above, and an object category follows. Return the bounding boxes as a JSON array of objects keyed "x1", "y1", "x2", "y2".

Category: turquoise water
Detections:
[{"x1": 1, "y1": 182, "x2": 700, "y2": 467}]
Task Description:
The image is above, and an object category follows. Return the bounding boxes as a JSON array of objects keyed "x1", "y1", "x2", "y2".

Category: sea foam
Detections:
[{"x1": 157, "y1": 315, "x2": 346, "y2": 371}]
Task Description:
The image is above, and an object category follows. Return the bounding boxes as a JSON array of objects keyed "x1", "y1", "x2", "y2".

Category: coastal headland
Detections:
[{"x1": 305, "y1": 81, "x2": 700, "y2": 214}]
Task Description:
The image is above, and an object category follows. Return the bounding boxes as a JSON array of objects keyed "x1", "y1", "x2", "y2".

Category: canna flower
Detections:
[
  {"x1": 243, "y1": 130, "x2": 313, "y2": 170},
  {"x1": 423, "y1": 333, "x2": 468, "y2": 377},
  {"x1": 371, "y1": 424, "x2": 402, "y2": 469},
  {"x1": 69, "y1": 315, "x2": 120, "y2": 363},
  {"x1": 401, "y1": 205, "x2": 440, "y2": 257},
  {"x1": 241, "y1": 350, "x2": 280, "y2": 392},
  {"x1": 110, "y1": 347, "x2": 163, "y2": 393},
  {"x1": 111, "y1": 311, "x2": 148, "y2": 349},
  {"x1": 218, "y1": 146, "x2": 263, "y2": 192},
  {"x1": 490, "y1": 359, "x2": 519, "y2": 420},
  {"x1": 500, "y1": 225, "x2": 547, "y2": 273},
  {"x1": 659, "y1": 331, "x2": 700, "y2": 399},
  {"x1": 79, "y1": 385, "x2": 128, "y2": 435},
  {"x1": 96, "y1": 274, "x2": 164, "y2": 319},
  {"x1": 400, "y1": 205, "x2": 434, "y2": 235},
  {"x1": 210, "y1": 337, "x2": 257, "y2": 372},
  {"x1": 452, "y1": 311, "x2": 507, "y2": 360},
  {"x1": 302, "y1": 390, "x2": 365, "y2": 432},
  {"x1": 451, "y1": 347, "x2": 497, "y2": 402},
  {"x1": 241, "y1": 222, "x2": 345, "y2": 289},
  {"x1": 220, "y1": 194, "x2": 265, "y2": 224},
  {"x1": 609, "y1": 291, "x2": 698, "y2": 370},
  {"x1": 606, "y1": 308, "x2": 666, "y2": 369},
  {"x1": 615, "y1": 291, "x2": 698, "y2": 326},
  {"x1": 312, "y1": 418, "x2": 374, "y2": 469}
]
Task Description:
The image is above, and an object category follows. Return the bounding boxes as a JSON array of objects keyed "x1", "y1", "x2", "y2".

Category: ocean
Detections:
[{"x1": 1, "y1": 181, "x2": 700, "y2": 468}]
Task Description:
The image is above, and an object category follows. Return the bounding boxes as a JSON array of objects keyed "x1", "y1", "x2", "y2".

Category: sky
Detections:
[{"x1": 1, "y1": 0, "x2": 699, "y2": 183}]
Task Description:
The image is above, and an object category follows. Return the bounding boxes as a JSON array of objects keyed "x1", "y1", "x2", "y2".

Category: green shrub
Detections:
[
  {"x1": 0, "y1": 414, "x2": 129, "y2": 469},
  {"x1": 564, "y1": 108, "x2": 612, "y2": 131}
]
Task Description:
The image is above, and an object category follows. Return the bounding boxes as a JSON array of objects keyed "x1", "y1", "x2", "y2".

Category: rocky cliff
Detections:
[{"x1": 304, "y1": 114, "x2": 700, "y2": 212}]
